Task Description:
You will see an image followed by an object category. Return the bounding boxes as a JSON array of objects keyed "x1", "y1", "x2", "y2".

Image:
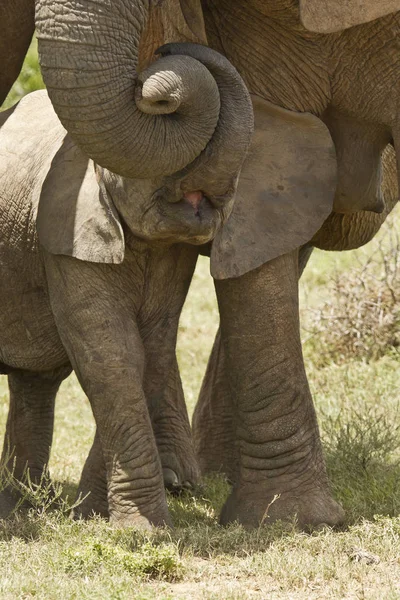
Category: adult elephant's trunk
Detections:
[
  {"x1": 159, "y1": 43, "x2": 254, "y2": 197},
  {"x1": 35, "y1": 1, "x2": 223, "y2": 179}
]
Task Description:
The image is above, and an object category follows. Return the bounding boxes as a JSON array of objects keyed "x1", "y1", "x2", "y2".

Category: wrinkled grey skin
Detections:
[
  {"x1": 8, "y1": 0, "x2": 400, "y2": 530},
  {"x1": 0, "y1": 38, "x2": 253, "y2": 528},
  {"x1": 189, "y1": 0, "x2": 400, "y2": 530}
]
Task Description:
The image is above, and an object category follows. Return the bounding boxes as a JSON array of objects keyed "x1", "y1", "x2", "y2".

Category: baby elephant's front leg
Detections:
[{"x1": 44, "y1": 254, "x2": 170, "y2": 529}]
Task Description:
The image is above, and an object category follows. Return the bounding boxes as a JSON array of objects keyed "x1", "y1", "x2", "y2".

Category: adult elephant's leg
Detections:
[
  {"x1": 0, "y1": 0, "x2": 35, "y2": 105},
  {"x1": 192, "y1": 245, "x2": 314, "y2": 484},
  {"x1": 0, "y1": 366, "x2": 71, "y2": 517},
  {"x1": 74, "y1": 430, "x2": 108, "y2": 519},
  {"x1": 216, "y1": 250, "x2": 344, "y2": 529},
  {"x1": 192, "y1": 328, "x2": 239, "y2": 482}
]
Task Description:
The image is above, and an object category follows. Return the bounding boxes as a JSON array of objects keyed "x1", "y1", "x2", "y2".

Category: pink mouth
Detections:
[{"x1": 183, "y1": 190, "x2": 204, "y2": 211}]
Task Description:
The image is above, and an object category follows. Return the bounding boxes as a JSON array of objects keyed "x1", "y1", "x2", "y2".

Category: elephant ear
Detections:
[
  {"x1": 210, "y1": 96, "x2": 337, "y2": 280},
  {"x1": 37, "y1": 135, "x2": 124, "y2": 263},
  {"x1": 300, "y1": 0, "x2": 400, "y2": 33}
]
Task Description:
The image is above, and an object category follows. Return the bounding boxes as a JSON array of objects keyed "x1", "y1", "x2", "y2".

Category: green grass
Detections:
[
  {"x1": 1, "y1": 37, "x2": 44, "y2": 110},
  {"x1": 1, "y1": 43, "x2": 400, "y2": 599}
]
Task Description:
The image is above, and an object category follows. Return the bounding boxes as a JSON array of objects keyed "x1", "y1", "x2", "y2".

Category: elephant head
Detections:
[{"x1": 32, "y1": 43, "x2": 253, "y2": 262}]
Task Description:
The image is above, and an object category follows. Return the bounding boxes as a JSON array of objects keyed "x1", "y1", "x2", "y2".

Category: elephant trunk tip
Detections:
[{"x1": 135, "y1": 73, "x2": 181, "y2": 115}]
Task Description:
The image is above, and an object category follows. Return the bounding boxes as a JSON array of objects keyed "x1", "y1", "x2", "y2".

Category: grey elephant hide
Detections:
[
  {"x1": 300, "y1": 0, "x2": 400, "y2": 33},
  {"x1": 210, "y1": 95, "x2": 337, "y2": 279}
]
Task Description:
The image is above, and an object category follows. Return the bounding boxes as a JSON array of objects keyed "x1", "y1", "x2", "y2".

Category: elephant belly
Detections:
[
  {"x1": 311, "y1": 210, "x2": 388, "y2": 251},
  {"x1": 312, "y1": 144, "x2": 398, "y2": 251},
  {"x1": 0, "y1": 246, "x2": 68, "y2": 372}
]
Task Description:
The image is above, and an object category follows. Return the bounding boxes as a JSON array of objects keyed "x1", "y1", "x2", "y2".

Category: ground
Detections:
[{"x1": 0, "y1": 39, "x2": 399, "y2": 600}]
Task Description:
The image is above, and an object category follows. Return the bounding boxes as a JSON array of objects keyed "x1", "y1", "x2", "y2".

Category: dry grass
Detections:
[{"x1": 302, "y1": 213, "x2": 400, "y2": 366}]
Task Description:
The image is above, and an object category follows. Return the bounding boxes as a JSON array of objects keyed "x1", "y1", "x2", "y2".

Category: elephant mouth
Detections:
[
  {"x1": 150, "y1": 188, "x2": 224, "y2": 244},
  {"x1": 182, "y1": 190, "x2": 205, "y2": 215}
]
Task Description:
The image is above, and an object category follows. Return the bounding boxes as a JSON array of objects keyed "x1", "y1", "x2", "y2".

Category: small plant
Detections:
[
  {"x1": 0, "y1": 455, "x2": 87, "y2": 520},
  {"x1": 302, "y1": 216, "x2": 400, "y2": 366},
  {"x1": 63, "y1": 540, "x2": 184, "y2": 581},
  {"x1": 1, "y1": 37, "x2": 45, "y2": 110},
  {"x1": 321, "y1": 403, "x2": 400, "y2": 522}
]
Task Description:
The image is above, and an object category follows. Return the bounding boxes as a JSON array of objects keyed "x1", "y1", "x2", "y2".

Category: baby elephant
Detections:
[{"x1": 0, "y1": 44, "x2": 253, "y2": 528}]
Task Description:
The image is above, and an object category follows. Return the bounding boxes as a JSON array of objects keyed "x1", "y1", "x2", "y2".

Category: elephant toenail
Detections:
[{"x1": 163, "y1": 467, "x2": 179, "y2": 489}]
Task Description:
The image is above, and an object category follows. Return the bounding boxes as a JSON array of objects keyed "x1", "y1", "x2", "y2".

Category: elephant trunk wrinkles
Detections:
[
  {"x1": 35, "y1": 0, "x2": 221, "y2": 179},
  {"x1": 159, "y1": 43, "x2": 254, "y2": 197}
]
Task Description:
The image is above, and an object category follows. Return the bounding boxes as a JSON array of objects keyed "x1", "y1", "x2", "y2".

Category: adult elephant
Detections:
[
  {"x1": 28, "y1": 0, "x2": 400, "y2": 528},
  {"x1": 183, "y1": 0, "x2": 400, "y2": 529}
]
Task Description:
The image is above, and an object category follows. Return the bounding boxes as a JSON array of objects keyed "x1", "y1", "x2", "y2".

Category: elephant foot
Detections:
[
  {"x1": 195, "y1": 437, "x2": 239, "y2": 484},
  {"x1": 72, "y1": 488, "x2": 109, "y2": 521},
  {"x1": 108, "y1": 501, "x2": 173, "y2": 530},
  {"x1": 220, "y1": 484, "x2": 345, "y2": 530},
  {"x1": 159, "y1": 450, "x2": 200, "y2": 494},
  {"x1": 0, "y1": 487, "x2": 22, "y2": 519},
  {"x1": 0, "y1": 466, "x2": 60, "y2": 519},
  {"x1": 73, "y1": 489, "x2": 172, "y2": 529}
]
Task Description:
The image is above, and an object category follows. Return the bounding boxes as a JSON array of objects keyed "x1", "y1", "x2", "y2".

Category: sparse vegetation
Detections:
[
  {"x1": 302, "y1": 212, "x2": 400, "y2": 366},
  {"x1": 1, "y1": 37, "x2": 44, "y2": 110},
  {"x1": 0, "y1": 41, "x2": 400, "y2": 600}
]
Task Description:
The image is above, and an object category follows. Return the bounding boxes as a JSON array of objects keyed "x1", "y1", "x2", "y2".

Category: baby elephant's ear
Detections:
[
  {"x1": 37, "y1": 135, "x2": 124, "y2": 263},
  {"x1": 300, "y1": 0, "x2": 400, "y2": 33},
  {"x1": 210, "y1": 96, "x2": 337, "y2": 280}
]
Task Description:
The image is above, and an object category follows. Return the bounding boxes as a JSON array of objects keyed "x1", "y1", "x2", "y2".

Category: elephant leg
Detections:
[
  {"x1": 214, "y1": 250, "x2": 344, "y2": 530},
  {"x1": 45, "y1": 254, "x2": 170, "y2": 529},
  {"x1": 192, "y1": 327, "x2": 238, "y2": 482},
  {"x1": 192, "y1": 245, "x2": 314, "y2": 484},
  {"x1": 74, "y1": 354, "x2": 199, "y2": 519},
  {"x1": 75, "y1": 356, "x2": 200, "y2": 515},
  {"x1": 141, "y1": 246, "x2": 200, "y2": 492},
  {"x1": 73, "y1": 430, "x2": 108, "y2": 519},
  {"x1": 73, "y1": 246, "x2": 199, "y2": 514},
  {"x1": 147, "y1": 356, "x2": 200, "y2": 493},
  {"x1": 0, "y1": 366, "x2": 70, "y2": 517},
  {"x1": 0, "y1": 0, "x2": 35, "y2": 105}
]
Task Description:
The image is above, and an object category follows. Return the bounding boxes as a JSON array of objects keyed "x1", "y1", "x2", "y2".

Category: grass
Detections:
[{"x1": 1, "y1": 42, "x2": 400, "y2": 600}]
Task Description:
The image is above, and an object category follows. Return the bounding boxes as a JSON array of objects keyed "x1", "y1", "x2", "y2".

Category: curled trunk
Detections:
[
  {"x1": 159, "y1": 43, "x2": 254, "y2": 197},
  {"x1": 36, "y1": 1, "x2": 250, "y2": 180}
]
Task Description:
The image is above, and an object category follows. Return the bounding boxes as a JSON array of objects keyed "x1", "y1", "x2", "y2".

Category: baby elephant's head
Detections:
[
  {"x1": 100, "y1": 43, "x2": 253, "y2": 247},
  {"x1": 100, "y1": 167, "x2": 236, "y2": 247},
  {"x1": 37, "y1": 44, "x2": 253, "y2": 264}
]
